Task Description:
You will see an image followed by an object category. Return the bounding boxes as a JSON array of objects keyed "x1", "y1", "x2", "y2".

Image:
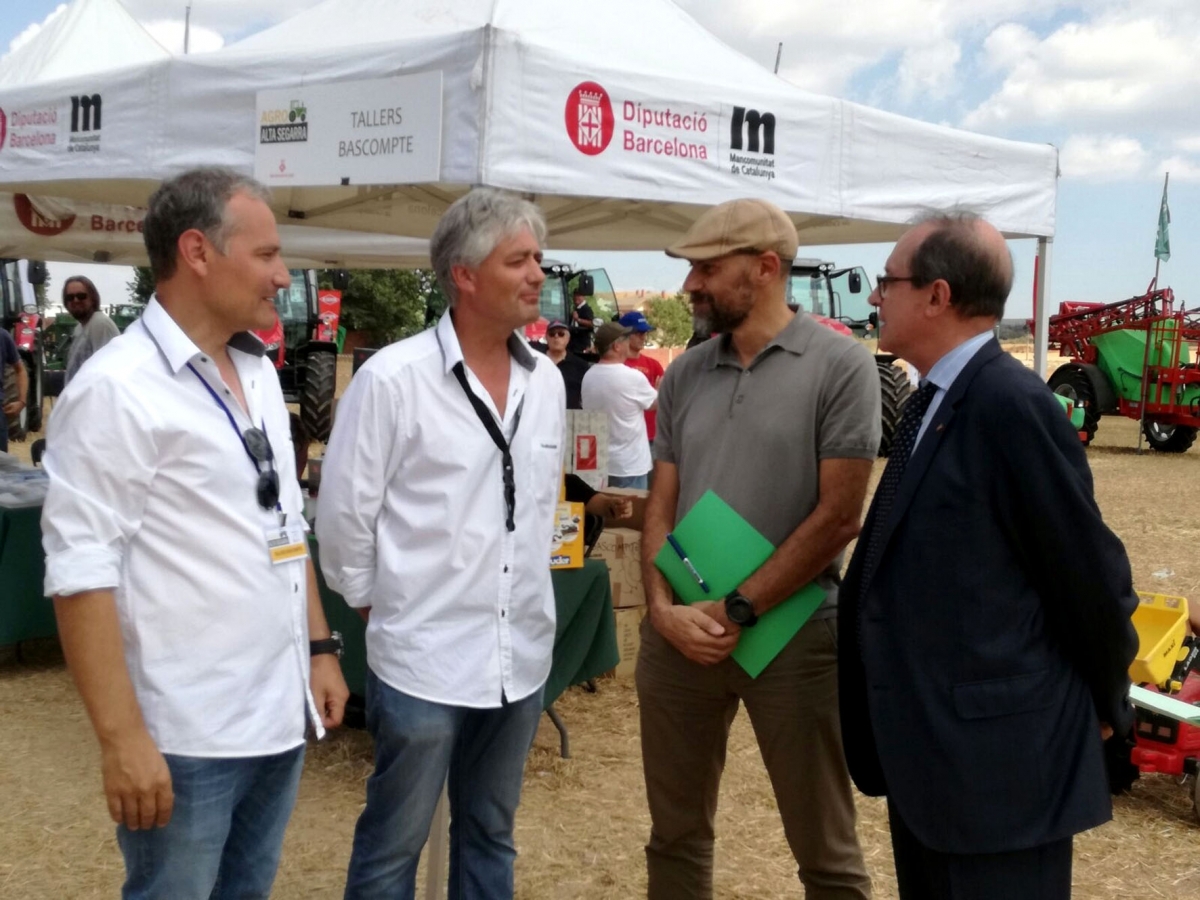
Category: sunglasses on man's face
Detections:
[
  {"x1": 243, "y1": 427, "x2": 280, "y2": 510},
  {"x1": 65, "y1": 292, "x2": 90, "y2": 302}
]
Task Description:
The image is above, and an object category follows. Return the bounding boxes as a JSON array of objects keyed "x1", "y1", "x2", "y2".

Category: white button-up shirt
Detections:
[
  {"x1": 42, "y1": 298, "x2": 319, "y2": 757},
  {"x1": 316, "y1": 312, "x2": 566, "y2": 708}
]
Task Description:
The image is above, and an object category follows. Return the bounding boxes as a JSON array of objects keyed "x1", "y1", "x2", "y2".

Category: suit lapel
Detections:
[{"x1": 859, "y1": 338, "x2": 1004, "y2": 594}]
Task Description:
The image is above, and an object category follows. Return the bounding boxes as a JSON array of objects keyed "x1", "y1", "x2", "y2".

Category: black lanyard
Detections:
[
  {"x1": 186, "y1": 362, "x2": 270, "y2": 477},
  {"x1": 452, "y1": 362, "x2": 524, "y2": 532}
]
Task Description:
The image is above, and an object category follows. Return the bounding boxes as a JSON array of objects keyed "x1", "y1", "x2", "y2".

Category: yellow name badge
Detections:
[{"x1": 265, "y1": 522, "x2": 309, "y2": 565}]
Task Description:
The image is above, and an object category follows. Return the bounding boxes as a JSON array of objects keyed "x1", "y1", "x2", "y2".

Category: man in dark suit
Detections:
[{"x1": 839, "y1": 212, "x2": 1138, "y2": 899}]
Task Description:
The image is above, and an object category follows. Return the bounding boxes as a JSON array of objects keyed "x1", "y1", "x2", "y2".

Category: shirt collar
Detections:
[
  {"x1": 707, "y1": 310, "x2": 816, "y2": 370},
  {"x1": 435, "y1": 309, "x2": 537, "y2": 376},
  {"x1": 924, "y1": 329, "x2": 994, "y2": 392},
  {"x1": 141, "y1": 297, "x2": 265, "y2": 375}
]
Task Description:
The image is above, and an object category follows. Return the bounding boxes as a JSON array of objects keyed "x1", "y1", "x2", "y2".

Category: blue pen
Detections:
[{"x1": 666, "y1": 533, "x2": 710, "y2": 594}]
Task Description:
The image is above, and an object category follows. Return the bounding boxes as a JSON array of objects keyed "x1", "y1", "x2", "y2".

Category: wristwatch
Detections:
[
  {"x1": 310, "y1": 631, "x2": 344, "y2": 659},
  {"x1": 724, "y1": 591, "x2": 758, "y2": 628}
]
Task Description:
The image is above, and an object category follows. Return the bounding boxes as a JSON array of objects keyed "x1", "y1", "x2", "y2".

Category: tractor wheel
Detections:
[
  {"x1": 26, "y1": 357, "x2": 44, "y2": 433},
  {"x1": 1047, "y1": 364, "x2": 1099, "y2": 444},
  {"x1": 300, "y1": 350, "x2": 337, "y2": 444},
  {"x1": 877, "y1": 360, "x2": 913, "y2": 457},
  {"x1": 1143, "y1": 420, "x2": 1198, "y2": 453}
]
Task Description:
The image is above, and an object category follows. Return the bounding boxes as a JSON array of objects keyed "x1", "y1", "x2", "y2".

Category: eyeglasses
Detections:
[
  {"x1": 65, "y1": 292, "x2": 90, "y2": 302},
  {"x1": 243, "y1": 427, "x2": 280, "y2": 510},
  {"x1": 875, "y1": 275, "x2": 918, "y2": 297}
]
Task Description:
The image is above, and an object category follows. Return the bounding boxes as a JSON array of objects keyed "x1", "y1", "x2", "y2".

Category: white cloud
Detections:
[
  {"x1": 7, "y1": 3, "x2": 66, "y2": 55},
  {"x1": 1173, "y1": 135, "x2": 1200, "y2": 153},
  {"x1": 1059, "y1": 134, "x2": 1147, "y2": 179},
  {"x1": 897, "y1": 38, "x2": 962, "y2": 101},
  {"x1": 981, "y1": 23, "x2": 1038, "y2": 72},
  {"x1": 143, "y1": 20, "x2": 226, "y2": 55},
  {"x1": 1158, "y1": 155, "x2": 1200, "y2": 182}
]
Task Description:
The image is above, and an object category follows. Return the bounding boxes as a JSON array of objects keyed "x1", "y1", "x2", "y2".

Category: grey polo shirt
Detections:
[{"x1": 654, "y1": 312, "x2": 881, "y2": 616}]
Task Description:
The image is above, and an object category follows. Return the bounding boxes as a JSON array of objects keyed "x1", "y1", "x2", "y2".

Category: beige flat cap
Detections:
[{"x1": 666, "y1": 198, "x2": 798, "y2": 262}]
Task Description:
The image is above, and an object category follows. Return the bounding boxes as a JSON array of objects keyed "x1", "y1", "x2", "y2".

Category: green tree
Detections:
[
  {"x1": 643, "y1": 292, "x2": 693, "y2": 348},
  {"x1": 318, "y1": 268, "x2": 437, "y2": 347},
  {"x1": 127, "y1": 266, "x2": 156, "y2": 303}
]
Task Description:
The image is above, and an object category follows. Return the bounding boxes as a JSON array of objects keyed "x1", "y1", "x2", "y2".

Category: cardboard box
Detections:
[
  {"x1": 566, "y1": 410, "x2": 609, "y2": 490},
  {"x1": 613, "y1": 606, "x2": 646, "y2": 678},
  {"x1": 601, "y1": 486, "x2": 649, "y2": 532},
  {"x1": 550, "y1": 501, "x2": 585, "y2": 569},
  {"x1": 592, "y1": 527, "x2": 644, "y2": 608}
]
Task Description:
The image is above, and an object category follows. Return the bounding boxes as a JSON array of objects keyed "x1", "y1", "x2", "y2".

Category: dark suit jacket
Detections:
[{"x1": 839, "y1": 338, "x2": 1138, "y2": 855}]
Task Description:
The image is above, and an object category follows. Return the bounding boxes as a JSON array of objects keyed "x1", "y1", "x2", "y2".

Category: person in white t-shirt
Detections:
[{"x1": 581, "y1": 321, "x2": 658, "y2": 489}]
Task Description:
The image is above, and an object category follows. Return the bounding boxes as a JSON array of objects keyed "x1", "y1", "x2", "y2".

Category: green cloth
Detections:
[
  {"x1": 654, "y1": 490, "x2": 824, "y2": 678},
  {"x1": 1156, "y1": 175, "x2": 1171, "y2": 262},
  {"x1": 310, "y1": 538, "x2": 617, "y2": 708},
  {"x1": 0, "y1": 505, "x2": 57, "y2": 646}
]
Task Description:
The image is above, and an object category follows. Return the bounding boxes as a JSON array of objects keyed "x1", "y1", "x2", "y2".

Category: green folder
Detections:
[{"x1": 653, "y1": 490, "x2": 826, "y2": 678}]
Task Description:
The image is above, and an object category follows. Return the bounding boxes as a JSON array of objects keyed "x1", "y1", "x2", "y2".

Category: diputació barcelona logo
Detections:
[{"x1": 564, "y1": 82, "x2": 614, "y2": 156}]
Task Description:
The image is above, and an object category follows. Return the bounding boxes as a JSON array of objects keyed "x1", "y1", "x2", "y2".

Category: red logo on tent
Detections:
[
  {"x1": 14, "y1": 193, "x2": 77, "y2": 236},
  {"x1": 0, "y1": 108, "x2": 7, "y2": 151},
  {"x1": 565, "y1": 82, "x2": 614, "y2": 156}
]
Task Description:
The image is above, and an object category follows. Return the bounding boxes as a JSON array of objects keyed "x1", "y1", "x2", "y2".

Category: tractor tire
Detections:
[
  {"x1": 1047, "y1": 364, "x2": 1099, "y2": 444},
  {"x1": 25, "y1": 357, "x2": 44, "y2": 433},
  {"x1": 300, "y1": 350, "x2": 337, "y2": 444},
  {"x1": 42, "y1": 368, "x2": 66, "y2": 399},
  {"x1": 1143, "y1": 420, "x2": 1198, "y2": 453},
  {"x1": 877, "y1": 360, "x2": 913, "y2": 457}
]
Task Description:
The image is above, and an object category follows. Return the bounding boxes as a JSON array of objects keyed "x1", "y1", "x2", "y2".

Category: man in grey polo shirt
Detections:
[{"x1": 637, "y1": 198, "x2": 880, "y2": 899}]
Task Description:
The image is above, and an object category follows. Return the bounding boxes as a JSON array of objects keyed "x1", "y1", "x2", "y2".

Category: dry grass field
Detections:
[{"x1": 3, "y1": 344, "x2": 1200, "y2": 898}]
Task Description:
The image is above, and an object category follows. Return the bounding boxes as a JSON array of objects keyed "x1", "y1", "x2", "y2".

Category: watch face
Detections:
[{"x1": 726, "y1": 595, "x2": 754, "y2": 625}]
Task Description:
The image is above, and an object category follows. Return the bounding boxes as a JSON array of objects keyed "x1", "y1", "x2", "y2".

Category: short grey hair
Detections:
[
  {"x1": 430, "y1": 188, "x2": 547, "y2": 306},
  {"x1": 144, "y1": 167, "x2": 274, "y2": 280},
  {"x1": 908, "y1": 210, "x2": 1013, "y2": 319}
]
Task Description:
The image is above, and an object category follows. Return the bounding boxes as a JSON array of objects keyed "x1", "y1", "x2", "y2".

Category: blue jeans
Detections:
[
  {"x1": 118, "y1": 745, "x2": 305, "y2": 900},
  {"x1": 344, "y1": 669, "x2": 545, "y2": 900},
  {"x1": 608, "y1": 473, "x2": 648, "y2": 489}
]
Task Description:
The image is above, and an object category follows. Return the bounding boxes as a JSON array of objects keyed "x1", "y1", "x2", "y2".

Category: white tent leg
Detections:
[
  {"x1": 423, "y1": 782, "x2": 450, "y2": 900},
  {"x1": 1033, "y1": 237, "x2": 1052, "y2": 380}
]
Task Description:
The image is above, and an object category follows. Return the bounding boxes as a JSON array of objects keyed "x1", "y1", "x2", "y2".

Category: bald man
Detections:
[{"x1": 838, "y1": 213, "x2": 1138, "y2": 899}]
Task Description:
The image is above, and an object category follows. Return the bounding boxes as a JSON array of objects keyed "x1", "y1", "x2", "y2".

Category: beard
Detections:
[{"x1": 691, "y1": 282, "x2": 752, "y2": 333}]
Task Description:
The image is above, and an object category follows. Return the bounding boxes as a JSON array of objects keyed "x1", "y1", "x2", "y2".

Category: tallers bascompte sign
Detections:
[
  {"x1": 563, "y1": 81, "x2": 779, "y2": 184},
  {"x1": 254, "y1": 72, "x2": 443, "y2": 187}
]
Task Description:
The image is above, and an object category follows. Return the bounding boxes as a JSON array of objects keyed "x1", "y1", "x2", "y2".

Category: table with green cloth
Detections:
[
  {"x1": 310, "y1": 540, "x2": 618, "y2": 755},
  {"x1": 0, "y1": 505, "x2": 55, "y2": 647}
]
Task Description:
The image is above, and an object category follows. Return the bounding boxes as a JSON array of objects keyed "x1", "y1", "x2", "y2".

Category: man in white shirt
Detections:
[
  {"x1": 42, "y1": 167, "x2": 348, "y2": 900},
  {"x1": 317, "y1": 188, "x2": 566, "y2": 900},
  {"x1": 581, "y1": 321, "x2": 658, "y2": 489}
]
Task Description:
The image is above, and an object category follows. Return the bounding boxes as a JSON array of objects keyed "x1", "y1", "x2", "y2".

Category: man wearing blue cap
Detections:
[{"x1": 619, "y1": 310, "x2": 665, "y2": 450}]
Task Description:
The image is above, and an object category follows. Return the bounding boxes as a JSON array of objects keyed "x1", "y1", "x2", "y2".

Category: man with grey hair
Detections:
[
  {"x1": 318, "y1": 187, "x2": 565, "y2": 899},
  {"x1": 840, "y1": 213, "x2": 1137, "y2": 899},
  {"x1": 42, "y1": 166, "x2": 348, "y2": 899}
]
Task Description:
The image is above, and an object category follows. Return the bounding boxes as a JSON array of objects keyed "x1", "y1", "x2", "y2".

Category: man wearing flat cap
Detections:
[
  {"x1": 581, "y1": 321, "x2": 658, "y2": 489},
  {"x1": 637, "y1": 198, "x2": 880, "y2": 899}
]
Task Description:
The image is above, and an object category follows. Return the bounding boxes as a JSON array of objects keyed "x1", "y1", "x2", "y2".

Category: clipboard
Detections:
[{"x1": 654, "y1": 490, "x2": 826, "y2": 677}]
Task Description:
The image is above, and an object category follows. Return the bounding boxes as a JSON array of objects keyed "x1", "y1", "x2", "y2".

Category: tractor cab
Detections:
[
  {"x1": 527, "y1": 261, "x2": 619, "y2": 351},
  {"x1": 786, "y1": 259, "x2": 874, "y2": 335}
]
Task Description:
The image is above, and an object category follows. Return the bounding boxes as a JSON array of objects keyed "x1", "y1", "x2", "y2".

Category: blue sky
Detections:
[{"x1": 2, "y1": 0, "x2": 1196, "y2": 318}]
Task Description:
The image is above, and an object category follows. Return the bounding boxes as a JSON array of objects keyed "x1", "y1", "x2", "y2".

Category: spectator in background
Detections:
[
  {"x1": 581, "y1": 322, "x2": 657, "y2": 489},
  {"x1": 63, "y1": 275, "x2": 120, "y2": 385},
  {"x1": 541, "y1": 318, "x2": 591, "y2": 409},
  {"x1": 568, "y1": 288, "x2": 595, "y2": 354},
  {"x1": 1, "y1": 327, "x2": 29, "y2": 451},
  {"x1": 619, "y1": 310, "x2": 664, "y2": 448}
]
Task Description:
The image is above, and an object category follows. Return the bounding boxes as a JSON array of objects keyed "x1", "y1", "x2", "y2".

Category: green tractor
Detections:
[
  {"x1": 787, "y1": 260, "x2": 913, "y2": 457},
  {"x1": 1045, "y1": 287, "x2": 1200, "y2": 452}
]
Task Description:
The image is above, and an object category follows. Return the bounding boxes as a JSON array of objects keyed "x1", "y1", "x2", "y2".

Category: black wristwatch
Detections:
[
  {"x1": 310, "y1": 631, "x2": 344, "y2": 659},
  {"x1": 724, "y1": 591, "x2": 758, "y2": 628}
]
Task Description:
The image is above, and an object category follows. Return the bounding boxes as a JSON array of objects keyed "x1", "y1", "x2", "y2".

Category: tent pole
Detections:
[
  {"x1": 1032, "y1": 237, "x2": 1052, "y2": 380},
  {"x1": 184, "y1": 4, "x2": 192, "y2": 55}
]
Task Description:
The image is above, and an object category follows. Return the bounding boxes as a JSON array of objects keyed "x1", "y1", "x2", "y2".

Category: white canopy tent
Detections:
[
  {"x1": 0, "y1": 0, "x2": 1057, "y2": 370},
  {"x1": 0, "y1": 0, "x2": 430, "y2": 269}
]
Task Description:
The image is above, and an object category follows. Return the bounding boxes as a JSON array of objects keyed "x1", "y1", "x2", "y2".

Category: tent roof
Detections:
[
  {"x1": 0, "y1": 0, "x2": 1058, "y2": 247},
  {"x1": 0, "y1": 0, "x2": 169, "y2": 87}
]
